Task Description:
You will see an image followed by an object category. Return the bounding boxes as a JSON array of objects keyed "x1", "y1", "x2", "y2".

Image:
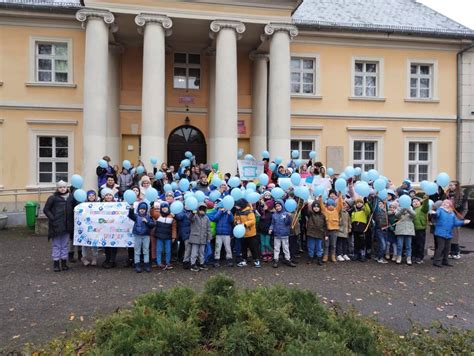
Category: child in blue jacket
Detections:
[
  {"x1": 269, "y1": 200, "x2": 296, "y2": 268},
  {"x1": 128, "y1": 201, "x2": 155, "y2": 273},
  {"x1": 208, "y1": 199, "x2": 234, "y2": 267},
  {"x1": 433, "y1": 200, "x2": 470, "y2": 268},
  {"x1": 174, "y1": 209, "x2": 193, "y2": 269}
]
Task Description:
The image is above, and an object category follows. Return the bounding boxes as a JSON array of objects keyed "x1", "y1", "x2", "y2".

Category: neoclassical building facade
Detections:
[{"x1": 0, "y1": 0, "x2": 473, "y2": 194}]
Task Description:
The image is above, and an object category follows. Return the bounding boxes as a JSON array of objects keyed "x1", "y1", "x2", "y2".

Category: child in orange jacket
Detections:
[{"x1": 319, "y1": 194, "x2": 343, "y2": 262}]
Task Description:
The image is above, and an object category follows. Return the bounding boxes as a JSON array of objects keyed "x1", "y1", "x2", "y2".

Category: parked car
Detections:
[{"x1": 462, "y1": 185, "x2": 474, "y2": 228}]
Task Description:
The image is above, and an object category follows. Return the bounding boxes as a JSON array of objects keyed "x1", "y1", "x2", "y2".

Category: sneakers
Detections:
[
  {"x1": 237, "y1": 260, "x2": 247, "y2": 267},
  {"x1": 336, "y1": 255, "x2": 345, "y2": 262},
  {"x1": 442, "y1": 261, "x2": 454, "y2": 267},
  {"x1": 452, "y1": 254, "x2": 461, "y2": 260},
  {"x1": 273, "y1": 260, "x2": 279, "y2": 268},
  {"x1": 254, "y1": 260, "x2": 262, "y2": 268},
  {"x1": 385, "y1": 253, "x2": 391, "y2": 260},
  {"x1": 81, "y1": 256, "x2": 90, "y2": 267},
  {"x1": 135, "y1": 263, "x2": 142, "y2": 273},
  {"x1": 392, "y1": 254, "x2": 397, "y2": 262},
  {"x1": 407, "y1": 257, "x2": 412, "y2": 265},
  {"x1": 377, "y1": 258, "x2": 388, "y2": 264},
  {"x1": 226, "y1": 259, "x2": 234, "y2": 267},
  {"x1": 144, "y1": 263, "x2": 151, "y2": 273},
  {"x1": 343, "y1": 255, "x2": 351, "y2": 261},
  {"x1": 91, "y1": 257, "x2": 97, "y2": 266},
  {"x1": 190, "y1": 265, "x2": 200, "y2": 272},
  {"x1": 165, "y1": 264, "x2": 174, "y2": 270},
  {"x1": 53, "y1": 260, "x2": 61, "y2": 272},
  {"x1": 396, "y1": 256, "x2": 402, "y2": 264},
  {"x1": 102, "y1": 260, "x2": 112, "y2": 269},
  {"x1": 158, "y1": 264, "x2": 166, "y2": 270},
  {"x1": 284, "y1": 259, "x2": 296, "y2": 267},
  {"x1": 214, "y1": 262, "x2": 221, "y2": 268},
  {"x1": 198, "y1": 264, "x2": 209, "y2": 271},
  {"x1": 448, "y1": 254, "x2": 454, "y2": 259}
]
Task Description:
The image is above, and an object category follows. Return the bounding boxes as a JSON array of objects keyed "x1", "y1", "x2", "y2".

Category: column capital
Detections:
[
  {"x1": 76, "y1": 8, "x2": 115, "y2": 28},
  {"x1": 210, "y1": 20, "x2": 246, "y2": 40},
  {"x1": 249, "y1": 51, "x2": 269, "y2": 61},
  {"x1": 264, "y1": 23, "x2": 298, "y2": 39},
  {"x1": 135, "y1": 13, "x2": 173, "y2": 36}
]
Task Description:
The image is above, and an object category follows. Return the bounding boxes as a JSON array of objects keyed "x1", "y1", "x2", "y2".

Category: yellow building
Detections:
[{"x1": 0, "y1": 0, "x2": 474, "y2": 198}]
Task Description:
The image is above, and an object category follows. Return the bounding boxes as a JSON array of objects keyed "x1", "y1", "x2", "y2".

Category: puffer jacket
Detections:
[
  {"x1": 320, "y1": 196, "x2": 343, "y2": 230},
  {"x1": 234, "y1": 206, "x2": 257, "y2": 238},
  {"x1": 413, "y1": 199, "x2": 430, "y2": 231},
  {"x1": 337, "y1": 210, "x2": 351, "y2": 238},
  {"x1": 189, "y1": 213, "x2": 212, "y2": 244},
  {"x1": 207, "y1": 209, "x2": 234, "y2": 235},
  {"x1": 118, "y1": 173, "x2": 132, "y2": 193},
  {"x1": 306, "y1": 208, "x2": 327, "y2": 239},
  {"x1": 269, "y1": 209, "x2": 292, "y2": 238},
  {"x1": 351, "y1": 203, "x2": 371, "y2": 233},
  {"x1": 434, "y1": 208, "x2": 466, "y2": 239},
  {"x1": 128, "y1": 203, "x2": 155, "y2": 236},
  {"x1": 173, "y1": 211, "x2": 192, "y2": 241},
  {"x1": 43, "y1": 192, "x2": 75, "y2": 240},
  {"x1": 395, "y1": 208, "x2": 416, "y2": 236}
]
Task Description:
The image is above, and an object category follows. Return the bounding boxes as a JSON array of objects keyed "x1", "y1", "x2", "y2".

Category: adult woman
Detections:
[{"x1": 446, "y1": 181, "x2": 468, "y2": 259}]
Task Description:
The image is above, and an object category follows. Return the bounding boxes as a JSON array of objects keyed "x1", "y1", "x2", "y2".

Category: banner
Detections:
[
  {"x1": 237, "y1": 160, "x2": 265, "y2": 181},
  {"x1": 73, "y1": 202, "x2": 134, "y2": 248}
]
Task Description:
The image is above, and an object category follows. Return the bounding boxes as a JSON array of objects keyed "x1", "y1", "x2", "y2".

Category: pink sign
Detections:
[
  {"x1": 238, "y1": 120, "x2": 246, "y2": 134},
  {"x1": 179, "y1": 96, "x2": 195, "y2": 104}
]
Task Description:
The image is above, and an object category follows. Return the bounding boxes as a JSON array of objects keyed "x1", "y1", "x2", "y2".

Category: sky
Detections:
[{"x1": 418, "y1": 0, "x2": 474, "y2": 30}]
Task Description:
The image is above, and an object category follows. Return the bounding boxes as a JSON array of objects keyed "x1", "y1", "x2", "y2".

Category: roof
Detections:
[{"x1": 293, "y1": 0, "x2": 474, "y2": 39}]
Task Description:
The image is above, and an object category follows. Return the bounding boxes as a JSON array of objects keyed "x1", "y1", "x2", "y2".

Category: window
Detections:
[
  {"x1": 353, "y1": 141, "x2": 377, "y2": 171},
  {"x1": 354, "y1": 61, "x2": 378, "y2": 97},
  {"x1": 291, "y1": 58, "x2": 315, "y2": 94},
  {"x1": 35, "y1": 42, "x2": 69, "y2": 83},
  {"x1": 173, "y1": 53, "x2": 200, "y2": 90},
  {"x1": 409, "y1": 64, "x2": 433, "y2": 99},
  {"x1": 37, "y1": 136, "x2": 69, "y2": 184},
  {"x1": 291, "y1": 140, "x2": 314, "y2": 159},
  {"x1": 408, "y1": 142, "x2": 431, "y2": 182}
]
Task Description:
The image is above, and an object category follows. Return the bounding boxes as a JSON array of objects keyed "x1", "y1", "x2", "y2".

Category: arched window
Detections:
[{"x1": 167, "y1": 125, "x2": 206, "y2": 167}]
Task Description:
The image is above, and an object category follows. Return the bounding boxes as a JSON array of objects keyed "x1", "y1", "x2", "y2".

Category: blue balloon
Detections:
[
  {"x1": 258, "y1": 173, "x2": 269, "y2": 186},
  {"x1": 231, "y1": 188, "x2": 243, "y2": 201},
  {"x1": 279, "y1": 178, "x2": 291, "y2": 190},
  {"x1": 284, "y1": 198, "x2": 297, "y2": 213},
  {"x1": 228, "y1": 176, "x2": 241, "y2": 188},
  {"x1": 123, "y1": 190, "x2": 137, "y2": 204},
  {"x1": 136, "y1": 166, "x2": 145, "y2": 175},
  {"x1": 145, "y1": 187, "x2": 158, "y2": 202},
  {"x1": 271, "y1": 187, "x2": 285, "y2": 199},
  {"x1": 291, "y1": 150, "x2": 299, "y2": 159},
  {"x1": 314, "y1": 185, "x2": 325, "y2": 197},
  {"x1": 222, "y1": 195, "x2": 235, "y2": 210},
  {"x1": 354, "y1": 167, "x2": 362, "y2": 176},
  {"x1": 291, "y1": 173, "x2": 301, "y2": 186},
  {"x1": 424, "y1": 182, "x2": 438, "y2": 196},
  {"x1": 170, "y1": 201, "x2": 183, "y2": 215},
  {"x1": 327, "y1": 168, "x2": 334, "y2": 176},
  {"x1": 378, "y1": 189, "x2": 388, "y2": 201},
  {"x1": 174, "y1": 173, "x2": 180, "y2": 181},
  {"x1": 436, "y1": 172, "x2": 450, "y2": 188},
  {"x1": 98, "y1": 159, "x2": 108, "y2": 169},
  {"x1": 274, "y1": 156, "x2": 283, "y2": 165},
  {"x1": 185, "y1": 151, "x2": 193, "y2": 158},
  {"x1": 181, "y1": 159, "x2": 191, "y2": 167},
  {"x1": 294, "y1": 159, "x2": 302, "y2": 167},
  {"x1": 237, "y1": 149, "x2": 244, "y2": 159},
  {"x1": 71, "y1": 174, "x2": 84, "y2": 189},
  {"x1": 355, "y1": 181, "x2": 370, "y2": 198},
  {"x1": 420, "y1": 180, "x2": 429, "y2": 191},
  {"x1": 335, "y1": 178, "x2": 347, "y2": 193},
  {"x1": 73, "y1": 189, "x2": 87, "y2": 203},
  {"x1": 262, "y1": 150, "x2": 270, "y2": 159},
  {"x1": 179, "y1": 179, "x2": 190, "y2": 192},
  {"x1": 209, "y1": 190, "x2": 221, "y2": 202},
  {"x1": 368, "y1": 169, "x2": 379, "y2": 181},
  {"x1": 399, "y1": 194, "x2": 412, "y2": 209},
  {"x1": 246, "y1": 182, "x2": 257, "y2": 191},
  {"x1": 150, "y1": 157, "x2": 158, "y2": 166},
  {"x1": 361, "y1": 172, "x2": 370, "y2": 182},
  {"x1": 130, "y1": 168, "x2": 136, "y2": 175},
  {"x1": 339, "y1": 173, "x2": 347, "y2": 181},
  {"x1": 171, "y1": 182, "x2": 178, "y2": 191},
  {"x1": 163, "y1": 184, "x2": 172, "y2": 192},
  {"x1": 374, "y1": 178, "x2": 386, "y2": 192},
  {"x1": 185, "y1": 196, "x2": 198, "y2": 211},
  {"x1": 155, "y1": 171, "x2": 163, "y2": 180},
  {"x1": 344, "y1": 166, "x2": 355, "y2": 178},
  {"x1": 246, "y1": 192, "x2": 260, "y2": 204},
  {"x1": 309, "y1": 151, "x2": 316, "y2": 159},
  {"x1": 122, "y1": 160, "x2": 132, "y2": 170},
  {"x1": 184, "y1": 192, "x2": 194, "y2": 200},
  {"x1": 269, "y1": 163, "x2": 276, "y2": 171},
  {"x1": 295, "y1": 186, "x2": 310, "y2": 200},
  {"x1": 233, "y1": 224, "x2": 245, "y2": 238},
  {"x1": 194, "y1": 191, "x2": 205, "y2": 203},
  {"x1": 211, "y1": 176, "x2": 221, "y2": 187},
  {"x1": 244, "y1": 154, "x2": 254, "y2": 161}
]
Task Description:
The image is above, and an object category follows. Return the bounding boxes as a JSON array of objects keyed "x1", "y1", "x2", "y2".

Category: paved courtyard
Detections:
[{"x1": 1, "y1": 227, "x2": 473, "y2": 352}]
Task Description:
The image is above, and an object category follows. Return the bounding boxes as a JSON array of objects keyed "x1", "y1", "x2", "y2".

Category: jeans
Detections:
[
  {"x1": 134, "y1": 234, "x2": 150, "y2": 264},
  {"x1": 51, "y1": 233, "x2": 69, "y2": 261},
  {"x1": 81, "y1": 246, "x2": 98, "y2": 259},
  {"x1": 307, "y1": 236, "x2": 323, "y2": 258},
  {"x1": 412, "y1": 230, "x2": 426, "y2": 260},
  {"x1": 396, "y1": 235, "x2": 412, "y2": 257},
  {"x1": 274, "y1": 237, "x2": 291, "y2": 261},
  {"x1": 215, "y1": 235, "x2": 232, "y2": 260},
  {"x1": 324, "y1": 230, "x2": 337, "y2": 257},
  {"x1": 374, "y1": 228, "x2": 387, "y2": 259},
  {"x1": 156, "y1": 239, "x2": 171, "y2": 265},
  {"x1": 433, "y1": 236, "x2": 451, "y2": 265}
]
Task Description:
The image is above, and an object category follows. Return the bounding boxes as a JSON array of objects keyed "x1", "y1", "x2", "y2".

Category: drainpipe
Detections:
[{"x1": 456, "y1": 44, "x2": 474, "y2": 183}]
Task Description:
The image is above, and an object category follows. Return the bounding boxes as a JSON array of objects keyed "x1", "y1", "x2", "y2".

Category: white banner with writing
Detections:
[{"x1": 237, "y1": 160, "x2": 265, "y2": 181}]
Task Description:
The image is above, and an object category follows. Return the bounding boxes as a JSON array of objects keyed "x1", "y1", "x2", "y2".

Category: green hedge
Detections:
[{"x1": 28, "y1": 275, "x2": 474, "y2": 355}]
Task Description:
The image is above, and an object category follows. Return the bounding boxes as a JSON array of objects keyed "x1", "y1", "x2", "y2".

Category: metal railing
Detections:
[{"x1": 0, "y1": 188, "x2": 55, "y2": 213}]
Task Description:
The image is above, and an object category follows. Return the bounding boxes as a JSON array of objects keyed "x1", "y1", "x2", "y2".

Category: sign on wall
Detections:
[
  {"x1": 73, "y1": 202, "x2": 134, "y2": 248},
  {"x1": 237, "y1": 160, "x2": 264, "y2": 181}
]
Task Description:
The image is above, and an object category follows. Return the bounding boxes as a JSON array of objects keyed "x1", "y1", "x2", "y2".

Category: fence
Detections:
[{"x1": 0, "y1": 188, "x2": 55, "y2": 213}]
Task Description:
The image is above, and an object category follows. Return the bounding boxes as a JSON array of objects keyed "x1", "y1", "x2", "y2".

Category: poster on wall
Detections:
[
  {"x1": 237, "y1": 160, "x2": 265, "y2": 181},
  {"x1": 73, "y1": 202, "x2": 134, "y2": 248}
]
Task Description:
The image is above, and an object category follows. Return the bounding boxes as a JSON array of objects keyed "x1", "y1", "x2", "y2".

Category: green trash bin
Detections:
[{"x1": 25, "y1": 201, "x2": 38, "y2": 229}]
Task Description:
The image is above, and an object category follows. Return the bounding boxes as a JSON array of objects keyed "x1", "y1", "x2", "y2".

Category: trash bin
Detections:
[{"x1": 25, "y1": 201, "x2": 38, "y2": 229}]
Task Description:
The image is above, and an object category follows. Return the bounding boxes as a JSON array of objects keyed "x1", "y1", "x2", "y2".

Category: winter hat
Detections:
[
  {"x1": 56, "y1": 180, "x2": 67, "y2": 188},
  {"x1": 387, "y1": 189, "x2": 396, "y2": 198},
  {"x1": 215, "y1": 198, "x2": 223, "y2": 209},
  {"x1": 137, "y1": 201, "x2": 148, "y2": 212},
  {"x1": 101, "y1": 188, "x2": 113, "y2": 198},
  {"x1": 198, "y1": 202, "x2": 208, "y2": 211},
  {"x1": 311, "y1": 200, "x2": 321, "y2": 209},
  {"x1": 174, "y1": 191, "x2": 183, "y2": 199},
  {"x1": 87, "y1": 190, "x2": 96, "y2": 197},
  {"x1": 265, "y1": 200, "x2": 274, "y2": 210},
  {"x1": 160, "y1": 202, "x2": 170, "y2": 209},
  {"x1": 212, "y1": 163, "x2": 219, "y2": 170},
  {"x1": 403, "y1": 179, "x2": 412, "y2": 186},
  {"x1": 274, "y1": 199, "x2": 284, "y2": 208},
  {"x1": 235, "y1": 199, "x2": 248, "y2": 210},
  {"x1": 412, "y1": 196, "x2": 422, "y2": 202},
  {"x1": 102, "y1": 155, "x2": 111, "y2": 162},
  {"x1": 327, "y1": 198, "x2": 336, "y2": 207}
]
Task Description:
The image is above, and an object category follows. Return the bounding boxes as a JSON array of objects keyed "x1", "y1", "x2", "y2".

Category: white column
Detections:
[
  {"x1": 210, "y1": 20, "x2": 245, "y2": 175},
  {"x1": 76, "y1": 9, "x2": 115, "y2": 189},
  {"x1": 249, "y1": 52, "x2": 268, "y2": 158},
  {"x1": 135, "y1": 13, "x2": 172, "y2": 171},
  {"x1": 106, "y1": 43, "x2": 122, "y2": 165},
  {"x1": 264, "y1": 23, "x2": 298, "y2": 162},
  {"x1": 207, "y1": 49, "x2": 216, "y2": 164}
]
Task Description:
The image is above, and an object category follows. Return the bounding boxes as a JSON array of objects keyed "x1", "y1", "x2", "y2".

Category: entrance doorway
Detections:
[{"x1": 167, "y1": 125, "x2": 206, "y2": 167}]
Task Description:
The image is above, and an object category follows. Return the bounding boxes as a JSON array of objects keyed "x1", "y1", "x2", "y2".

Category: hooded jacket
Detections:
[
  {"x1": 257, "y1": 200, "x2": 274, "y2": 233},
  {"x1": 153, "y1": 203, "x2": 177, "y2": 240},
  {"x1": 234, "y1": 200, "x2": 257, "y2": 238},
  {"x1": 269, "y1": 204, "x2": 292, "y2": 238},
  {"x1": 174, "y1": 210, "x2": 193, "y2": 241},
  {"x1": 128, "y1": 202, "x2": 155, "y2": 236},
  {"x1": 189, "y1": 204, "x2": 212, "y2": 244},
  {"x1": 306, "y1": 203, "x2": 327, "y2": 239},
  {"x1": 207, "y1": 208, "x2": 234, "y2": 235},
  {"x1": 413, "y1": 199, "x2": 430, "y2": 231},
  {"x1": 43, "y1": 191, "x2": 75, "y2": 240},
  {"x1": 320, "y1": 196, "x2": 343, "y2": 230},
  {"x1": 434, "y1": 208, "x2": 466, "y2": 239},
  {"x1": 394, "y1": 207, "x2": 416, "y2": 236}
]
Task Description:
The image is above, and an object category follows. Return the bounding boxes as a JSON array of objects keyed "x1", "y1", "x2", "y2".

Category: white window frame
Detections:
[
  {"x1": 349, "y1": 134, "x2": 384, "y2": 172},
  {"x1": 28, "y1": 128, "x2": 74, "y2": 188},
  {"x1": 290, "y1": 53, "x2": 321, "y2": 98},
  {"x1": 290, "y1": 134, "x2": 321, "y2": 161},
  {"x1": 404, "y1": 136, "x2": 438, "y2": 183},
  {"x1": 28, "y1": 36, "x2": 74, "y2": 87},
  {"x1": 405, "y1": 59, "x2": 439, "y2": 102},
  {"x1": 350, "y1": 56, "x2": 385, "y2": 100},
  {"x1": 173, "y1": 52, "x2": 201, "y2": 90}
]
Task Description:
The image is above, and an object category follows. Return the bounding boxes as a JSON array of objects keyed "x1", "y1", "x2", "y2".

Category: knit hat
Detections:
[
  {"x1": 215, "y1": 198, "x2": 223, "y2": 209},
  {"x1": 137, "y1": 201, "x2": 148, "y2": 212},
  {"x1": 87, "y1": 190, "x2": 96, "y2": 197},
  {"x1": 56, "y1": 180, "x2": 67, "y2": 188},
  {"x1": 265, "y1": 200, "x2": 274, "y2": 210},
  {"x1": 212, "y1": 163, "x2": 219, "y2": 170},
  {"x1": 198, "y1": 202, "x2": 208, "y2": 211},
  {"x1": 311, "y1": 200, "x2": 321, "y2": 209},
  {"x1": 160, "y1": 202, "x2": 169, "y2": 209},
  {"x1": 403, "y1": 179, "x2": 412, "y2": 186},
  {"x1": 101, "y1": 187, "x2": 113, "y2": 198},
  {"x1": 274, "y1": 199, "x2": 284, "y2": 208},
  {"x1": 327, "y1": 198, "x2": 336, "y2": 207},
  {"x1": 235, "y1": 199, "x2": 248, "y2": 210}
]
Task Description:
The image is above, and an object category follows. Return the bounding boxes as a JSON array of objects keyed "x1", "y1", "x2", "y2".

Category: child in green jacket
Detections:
[
  {"x1": 412, "y1": 196, "x2": 429, "y2": 264},
  {"x1": 351, "y1": 197, "x2": 371, "y2": 262}
]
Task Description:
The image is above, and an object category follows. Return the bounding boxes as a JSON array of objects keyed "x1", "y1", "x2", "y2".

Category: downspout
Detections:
[{"x1": 456, "y1": 44, "x2": 474, "y2": 183}]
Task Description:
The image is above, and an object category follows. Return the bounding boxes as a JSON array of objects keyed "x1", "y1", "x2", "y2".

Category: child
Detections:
[
  {"x1": 81, "y1": 190, "x2": 99, "y2": 266},
  {"x1": 320, "y1": 195, "x2": 343, "y2": 262},
  {"x1": 305, "y1": 200, "x2": 327, "y2": 265},
  {"x1": 386, "y1": 201, "x2": 398, "y2": 261},
  {"x1": 268, "y1": 200, "x2": 296, "y2": 268},
  {"x1": 336, "y1": 200, "x2": 351, "y2": 261},
  {"x1": 373, "y1": 199, "x2": 390, "y2": 264},
  {"x1": 234, "y1": 199, "x2": 261, "y2": 268},
  {"x1": 394, "y1": 203, "x2": 416, "y2": 265},
  {"x1": 174, "y1": 209, "x2": 193, "y2": 269},
  {"x1": 128, "y1": 201, "x2": 155, "y2": 273},
  {"x1": 257, "y1": 199, "x2": 274, "y2": 262},
  {"x1": 101, "y1": 188, "x2": 119, "y2": 269},
  {"x1": 43, "y1": 180, "x2": 74, "y2": 272},
  {"x1": 351, "y1": 197, "x2": 371, "y2": 262},
  {"x1": 412, "y1": 196, "x2": 429, "y2": 264},
  {"x1": 189, "y1": 203, "x2": 213, "y2": 271},
  {"x1": 432, "y1": 200, "x2": 470, "y2": 267},
  {"x1": 154, "y1": 202, "x2": 177, "y2": 270},
  {"x1": 208, "y1": 200, "x2": 234, "y2": 267}
]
